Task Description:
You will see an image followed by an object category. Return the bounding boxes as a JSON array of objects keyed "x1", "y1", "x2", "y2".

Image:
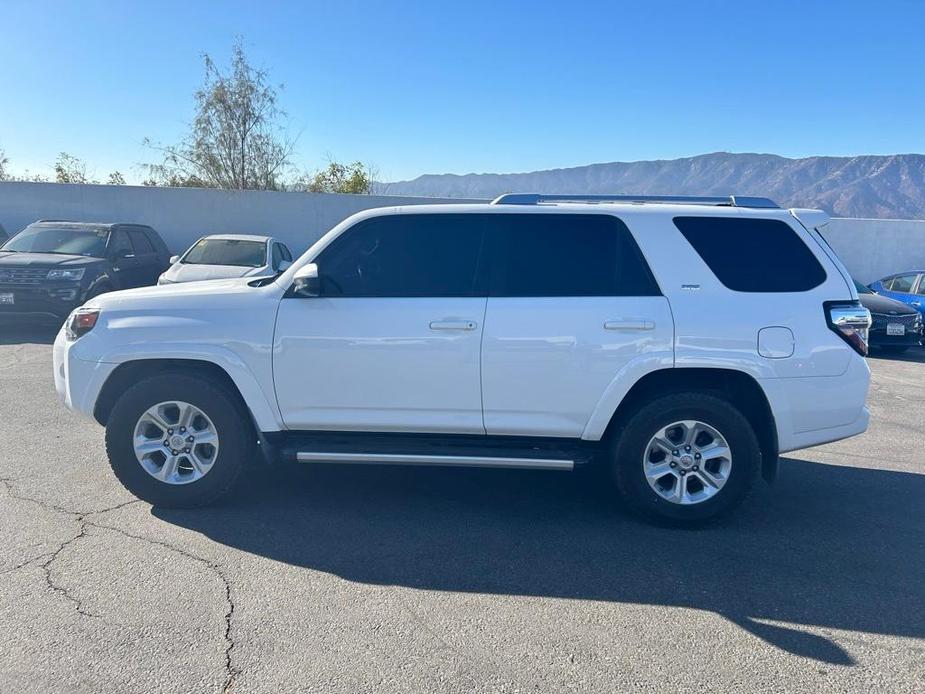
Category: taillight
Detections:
[
  {"x1": 825, "y1": 301, "x2": 871, "y2": 356},
  {"x1": 65, "y1": 308, "x2": 100, "y2": 341}
]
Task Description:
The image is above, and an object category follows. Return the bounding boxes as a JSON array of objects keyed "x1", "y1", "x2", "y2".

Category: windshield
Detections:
[
  {"x1": 182, "y1": 239, "x2": 266, "y2": 267},
  {"x1": 853, "y1": 279, "x2": 873, "y2": 294},
  {"x1": 1, "y1": 226, "x2": 109, "y2": 257}
]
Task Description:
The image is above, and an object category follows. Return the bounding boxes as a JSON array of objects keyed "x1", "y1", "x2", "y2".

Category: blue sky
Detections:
[{"x1": 1, "y1": 0, "x2": 923, "y2": 183}]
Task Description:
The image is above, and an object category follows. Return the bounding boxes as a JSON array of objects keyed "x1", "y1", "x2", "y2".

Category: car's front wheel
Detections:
[
  {"x1": 105, "y1": 372, "x2": 252, "y2": 507},
  {"x1": 610, "y1": 392, "x2": 760, "y2": 523}
]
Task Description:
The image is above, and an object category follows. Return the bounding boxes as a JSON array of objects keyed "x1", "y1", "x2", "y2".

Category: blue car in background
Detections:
[{"x1": 869, "y1": 272, "x2": 925, "y2": 317}]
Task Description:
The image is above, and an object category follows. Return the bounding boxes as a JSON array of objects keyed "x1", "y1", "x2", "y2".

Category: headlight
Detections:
[
  {"x1": 47, "y1": 268, "x2": 86, "y2": 281},
  {"x1": 65, "y1": 307, "x2": 100, "y2": 341}
]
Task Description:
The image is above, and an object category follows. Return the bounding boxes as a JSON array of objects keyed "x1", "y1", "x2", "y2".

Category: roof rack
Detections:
[{"x1": 490, "y1": 194, "x2": 779, "y2": 209}]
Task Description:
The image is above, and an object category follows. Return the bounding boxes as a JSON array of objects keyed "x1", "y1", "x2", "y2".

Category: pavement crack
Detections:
[
  {"x1": 0, "y1": 552, "x2": 54, "y2": 576},
  {"x1": 40, "y1": 521, "x2": 100, "y2": 618},
  {"x1": 89, "y1": 522, "x2": 240, "y2": 692},
  {"x1": 0, "y1": 483, "x2": 143, "y2": 620}
]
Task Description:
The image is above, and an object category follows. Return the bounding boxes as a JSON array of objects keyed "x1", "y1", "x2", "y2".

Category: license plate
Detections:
[
  {"x1": 887, "y1": 323, "x2": 905, "y2": 336},
  {"x1": 0, "y1": 293, "x2": 13, "y2": 305}
]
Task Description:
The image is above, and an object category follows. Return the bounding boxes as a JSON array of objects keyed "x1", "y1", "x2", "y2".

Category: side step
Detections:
[
  {"x1": 295, "y1": 451, "x2": 574, "y2": 471},
  {"x1": 276, "y1": 431, "x2": 600, "y2": 471}
]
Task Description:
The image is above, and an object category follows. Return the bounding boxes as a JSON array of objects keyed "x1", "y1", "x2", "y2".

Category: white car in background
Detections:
[{"x1": 158, "y1": 234, "x2": 293, "y2": 285}]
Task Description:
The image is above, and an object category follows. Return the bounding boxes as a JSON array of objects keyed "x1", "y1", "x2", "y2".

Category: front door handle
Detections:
[
  {"x1": 430, "y1": 320, "x2": 478, "y2": 331},
  {"x1": 604, "y1": 319, "x2": 655, "y2": 330}
]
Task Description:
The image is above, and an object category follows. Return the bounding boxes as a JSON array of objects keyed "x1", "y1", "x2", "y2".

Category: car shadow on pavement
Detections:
[
  {"x1": 154, "y1": 457, "x2": 925, "y2": 666},
  {"x1": 868, "y1": 347, "x2": 925, "y2": 364},
  {"x1": 0, "y1": 323, "x2": 59, "y2": 345}
]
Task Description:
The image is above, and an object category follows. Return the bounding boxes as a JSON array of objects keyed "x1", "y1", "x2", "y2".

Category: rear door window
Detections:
[
  {"x1": 673, "y1": 217, "x2": 827, "y2": 292},
  {"x1": 488, "y1": 214, "x2": 660, "y2": 297}
]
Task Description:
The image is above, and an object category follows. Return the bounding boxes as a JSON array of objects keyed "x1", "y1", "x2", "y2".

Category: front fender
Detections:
[{"x1": 97, "y1": 342, "x2": 283, "y2": 432}]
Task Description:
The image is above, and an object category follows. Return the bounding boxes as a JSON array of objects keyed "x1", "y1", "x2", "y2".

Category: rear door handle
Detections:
[
  {"x1": 604, "y1": 319, "x2": 655, "y2": 330},
  {"x1": 430, "y1": 320, "x2": 478, "y2": 331}
]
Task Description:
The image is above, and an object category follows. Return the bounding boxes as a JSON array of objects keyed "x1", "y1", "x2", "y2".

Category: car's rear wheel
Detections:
[
  {"x1": 610, "y1": 392, "x2": 760, "y2": 523},
  {"x1": 105, "y1": 373, "x2": 252, "y2": 507}
]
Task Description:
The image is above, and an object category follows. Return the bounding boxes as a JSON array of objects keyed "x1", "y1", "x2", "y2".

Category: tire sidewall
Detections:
[
  {"x1": 105, "y1": 374, "x2": 249, "y2": 507},
  {"x1": 612, "y1": 394, "x2": 760, "y2": 523}
]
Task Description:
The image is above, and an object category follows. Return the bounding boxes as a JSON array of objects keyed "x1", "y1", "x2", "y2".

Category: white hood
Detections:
[{"x1": 160, "y1": 262, "x2": 267, "y2": 284}]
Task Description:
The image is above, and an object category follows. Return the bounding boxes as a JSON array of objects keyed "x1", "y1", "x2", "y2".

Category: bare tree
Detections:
[
  {"x1": 107, "y1": 171, "x2": 126, "y2": 185},
  {"x1": 144, "y1": 38, "x2": 296, "y2": 190},
  {"x1": 0, "y1": 148, "x2": 8, "y2": 181}
]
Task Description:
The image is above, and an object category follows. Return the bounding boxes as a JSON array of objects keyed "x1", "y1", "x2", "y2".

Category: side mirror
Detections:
[
  {"x1": 170, "y1": 255, "x2": 180, "y2": 265},
  {"x1": 291, "y1": 263, "x2": 320, "y2": 297},
  {"x1": 277, "y1": 260, "x2": 292, "y2": 272}
]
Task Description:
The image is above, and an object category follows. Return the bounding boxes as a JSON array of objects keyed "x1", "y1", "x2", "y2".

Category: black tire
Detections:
[
  {"x1": 105, "y1": 372, "x2": 252, "y2": 508},
  {"x1": 610, "y1": 392, "x2": 760, "y2": 524}
]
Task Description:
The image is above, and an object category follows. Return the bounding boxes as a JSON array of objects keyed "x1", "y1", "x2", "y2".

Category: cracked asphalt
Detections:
[{"x1": 1, "y1": 325, "x2": 924, "y2": 693}]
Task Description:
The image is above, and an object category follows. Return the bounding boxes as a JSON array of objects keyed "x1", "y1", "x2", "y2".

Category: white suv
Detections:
[{"x1": 53, "y1": 194, "x2": 871, "y2": 523}]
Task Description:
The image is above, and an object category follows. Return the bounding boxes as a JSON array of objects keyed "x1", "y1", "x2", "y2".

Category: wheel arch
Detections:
[
  {"x1": 599, "y1": 367, "x2": 780, "y2": 483},
  {"x1": 94, "y1": 358, "x2": 257, "y2": 431}
]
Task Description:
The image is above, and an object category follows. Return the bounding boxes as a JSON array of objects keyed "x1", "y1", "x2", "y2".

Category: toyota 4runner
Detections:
[{"x1": 53, "y1": 194, "x2": 872, "y2": 523}]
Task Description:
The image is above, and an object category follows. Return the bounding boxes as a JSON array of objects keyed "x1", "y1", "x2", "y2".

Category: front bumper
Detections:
[
  {"x1": 0, "y1": 284, "x2": 82, "y2": 322},
  {"x1": 53, "y1": 328, "x2": 118, "y2": 423},
  {"x1": 868, "y1": 328, "x2": 923, "y2": 347}
]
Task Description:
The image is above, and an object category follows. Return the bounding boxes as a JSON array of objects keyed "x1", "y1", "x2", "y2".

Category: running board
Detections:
[{"x1": 294, "y1": 451, "x2": 575, "y2": 471}]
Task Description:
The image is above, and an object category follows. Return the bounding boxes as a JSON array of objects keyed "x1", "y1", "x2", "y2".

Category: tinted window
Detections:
[
  {"x1": 916, "y1": 276, "x2": 925, "y2": 296},
  {"x1": 128, "y1": 229, "x2": 155, "y2": 254},
  {"x1": 280, "y1": 244, "x2": 292, "y2": 262},
  {"x1": 490, "y1": 214, "x2": 659, "y2": 297},
  {"x1": 2, "y1": 226, "x2": 110, "y2": 257},
  {"x1": 183, "y1": 239, "x2": 266, "y2": 267},
  {"x1": 673, "y1": 217, "x2": 827, "y2": 292},
  {"x1": 888, "y1": 274, "x2": 916, "y2": 293},
  {"x1": 272, "y1": 243, "x2": 283, "y2": 270},
  {"x1": 109, "y1": 230, "x2": 133, "y2": 258},
  {"x1": 317, "y1": 214, "x2": 484, "y2": 297}
]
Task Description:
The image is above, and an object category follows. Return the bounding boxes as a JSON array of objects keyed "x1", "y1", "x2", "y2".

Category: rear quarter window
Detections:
[{"x1": 673, "y1": 216, "x2": 827, "y2": 292}]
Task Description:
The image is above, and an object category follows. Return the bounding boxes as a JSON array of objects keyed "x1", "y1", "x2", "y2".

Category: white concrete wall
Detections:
[
  {"x1": 823, "y1": 218, "x2": 925, "y2": 283},
  {"x1": 0, "y1": 182, "x2": 481, "y2": 256},
  {"x1": 1, "y1": 182, "x2": 921, "y2": 284}
]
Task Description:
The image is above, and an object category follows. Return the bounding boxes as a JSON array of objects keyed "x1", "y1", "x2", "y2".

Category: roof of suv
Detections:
[
  {"x1": 30, "y1": 220, "x2": 153, "y2": 230},
  {"x1": 380, "y1": 193, "x2": 794, "y2": 219},
  {"x1": 384, "y1": 202, "x2": 797, "y2": 219}
]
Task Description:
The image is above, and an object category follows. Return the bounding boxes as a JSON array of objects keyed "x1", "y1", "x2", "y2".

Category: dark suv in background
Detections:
[{"x1": 0, "y1": 221, "x2": 170, "y2": 323}]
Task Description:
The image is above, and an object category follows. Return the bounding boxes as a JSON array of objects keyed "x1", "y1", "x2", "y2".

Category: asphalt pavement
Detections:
[{"x1": 1, "y1": 324, "x2": 923, "y2": 693}]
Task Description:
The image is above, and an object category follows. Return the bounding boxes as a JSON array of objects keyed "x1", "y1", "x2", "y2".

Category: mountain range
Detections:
[{"x1": 381, "y1": 152, "x2": 925, "y2": 219}]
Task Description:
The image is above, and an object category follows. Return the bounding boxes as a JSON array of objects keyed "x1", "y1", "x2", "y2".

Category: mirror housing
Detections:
[
  {"x1": 169, "y1": 255, "x2": 180, "y2": 265},
  {"x1": 291, "y1": 263, "x2": 320, "y2": 297}
]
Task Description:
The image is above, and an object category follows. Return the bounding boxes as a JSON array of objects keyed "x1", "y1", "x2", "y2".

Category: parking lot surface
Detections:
[{"x1": 1, "y1": 326, "x2": 923, "y2": 693}]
